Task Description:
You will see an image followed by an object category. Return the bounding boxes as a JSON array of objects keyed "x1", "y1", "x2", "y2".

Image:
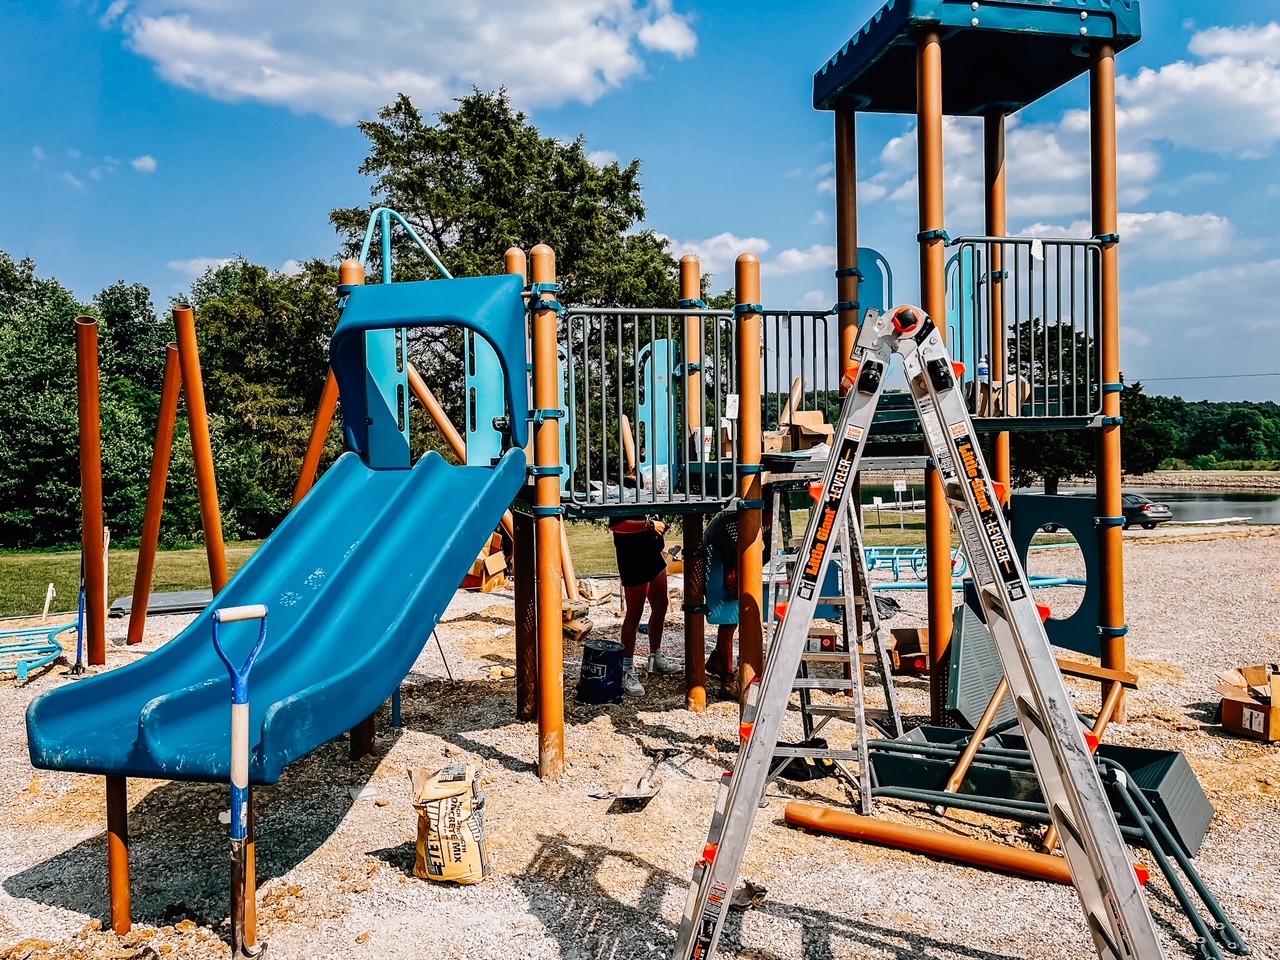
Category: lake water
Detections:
[{"x1": 861, "y1": 483, "x2": 1280, "y2": 525}]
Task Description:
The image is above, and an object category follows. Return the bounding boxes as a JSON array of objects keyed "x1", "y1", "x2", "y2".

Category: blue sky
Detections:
[{"x1": 2, "y1": 0, "x2": 1278, "y2": 401}]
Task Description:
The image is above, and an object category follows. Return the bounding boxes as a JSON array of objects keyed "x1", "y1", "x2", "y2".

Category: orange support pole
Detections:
[
  {"x1": 105, "y1": 775, "x2": 131, "y2": 933},
  {"x1": 75, "y1": 317, "x2": 107, "y2": 667},
  {"x1": 292, "y1": 369, "x2": 339, "y2": 507},
  {"x1": 735, "y1": 254, "x2": 764, "y2": 695},
  {"x1": 917, "y1": 29, "x2": 952, "y2": 723},
  {"x1": 127, "y1": 345, "x2": 182, "y2": 645},
  {"x1": 1092, "y1": 43, "x2": 1127, "y2": 717},
  {"x1": 834, "y1": 102, "x2": 861, "y2": 367},
  {"x1": 531, "y1": 244, "x2": 565, "y2": 780},
  {"x1": 681, "y1": 255, "x2": 707, "y2": 712},
  {"x1": 785, "y1": 802, "x2": 1074, "y2": 886},
  {"x1": 984, "y1": 111, "x2": 1011, "y2": 489},
  {"x1": 407, "y1": 365, "x2": 465, "y2": 461},
  {"x1": 172, "y1": 305, "x2": 228, "y2": 594}
]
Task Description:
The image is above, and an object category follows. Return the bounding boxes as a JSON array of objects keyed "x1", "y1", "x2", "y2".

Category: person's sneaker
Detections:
[
  {"x1": 647, "y1": 652, "x2": 682, "y2": 675},
  {"x1": 622, "y1": 670, "x2": 646, "y2": 697}
]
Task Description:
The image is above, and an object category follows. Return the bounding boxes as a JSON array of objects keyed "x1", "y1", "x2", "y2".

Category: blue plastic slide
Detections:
[{"x1": 27, "y1": 272, "x2": 530, "y2": 784}]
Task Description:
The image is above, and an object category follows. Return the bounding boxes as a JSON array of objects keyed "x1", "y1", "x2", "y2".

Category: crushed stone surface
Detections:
[{"x1": 1, "y1": 532, "x2": 1279, "y2": 959}]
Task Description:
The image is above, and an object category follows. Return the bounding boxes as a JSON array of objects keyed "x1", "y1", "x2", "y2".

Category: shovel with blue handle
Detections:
[{"x1": 212, "y1": 604, "x2": 269, "y2": 958}]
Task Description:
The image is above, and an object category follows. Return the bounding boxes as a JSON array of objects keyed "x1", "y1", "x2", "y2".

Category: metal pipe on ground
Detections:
[
  {"x1": 784, "y1": 802, "x2": 1074, "y2": 886},
  {"x1": 128, "y1": 344, "x2": 182, "y2": 645},
  {"x1": 75, "y1": 317, "x2": 107, "y2": 667}
]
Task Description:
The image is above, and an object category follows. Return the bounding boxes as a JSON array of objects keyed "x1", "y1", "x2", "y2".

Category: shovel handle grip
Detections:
[{"x1": 215, "y1": 604, "x2": 268, "y2": 624}]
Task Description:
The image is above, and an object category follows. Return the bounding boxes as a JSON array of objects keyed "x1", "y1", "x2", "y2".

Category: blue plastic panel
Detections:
[{"x1": 332, "y1": 274, "x2": 530, "y2": 461}]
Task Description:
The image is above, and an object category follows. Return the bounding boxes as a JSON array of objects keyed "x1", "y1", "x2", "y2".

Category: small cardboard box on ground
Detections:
[
  {"x1": 787, "y1": 410, "x2": 833, "y2": 452},
  {"x1": 1214, "y1": 664, "x2": 1280, "y2": 741}
]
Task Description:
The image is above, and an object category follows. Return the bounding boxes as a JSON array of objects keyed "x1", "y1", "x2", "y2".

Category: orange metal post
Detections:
[
  {"x1": 75, "y1": 318, "x2": 107, "y2": 667},
  {"x1": 105, "y1": 775, "x2": 131, "y2": 932},
  {"x1": 173, "y1": 305, "x2": 228, "y2": 594},
  {"x1": 834, "y1": 103, "x2": 861, "y2": 366},
  {"x1": 785, "y1": 802, "x2": 1074, "y2": 886},
  {"x1": 127, "y1": 345, "x2": 182, "y2": 645},
  {"x1": 985, "y1": 111, "x2": 1011, "y2": 489},
  {"x1": 530, "y1": 245, "x2": 565, "y2": 780},
  {"x1": 292, "y1": 369, "x2": 339, "y2": 507},
  {"x1": 681, "y1": 255, "x2": 707, "y2": 712},
  {"x1": 941, "y1": 677, "x2": 1009, "y2": 799},
  {"x1": 1092, "y1": 44, "x2": 1127, "y2": 714},
  {"x1": 735, "y1": 255, "x2": 764, "y2": 694},
  {"x1": 917, "y1": 29, "x2": 952, "y2": 723}
]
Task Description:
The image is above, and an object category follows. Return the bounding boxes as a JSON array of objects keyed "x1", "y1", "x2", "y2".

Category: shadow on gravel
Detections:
[
  {"x1": 513, "y1": 833, "x2": 1031, "y2": 960},
  {"x1": 4, "y1": 736, "x2": 376, "y2": 927}
]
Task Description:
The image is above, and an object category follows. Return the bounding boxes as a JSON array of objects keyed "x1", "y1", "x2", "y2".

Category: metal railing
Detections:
[
  {"x1": 761, "y1": 309, "x2": 840, "y2": 430},
  {"x1": 561, "y1": 307, "x2": 738, "y2": 513},
  {"x1": 947, "y1": 236, "x2": 1103, "y2": 422}
]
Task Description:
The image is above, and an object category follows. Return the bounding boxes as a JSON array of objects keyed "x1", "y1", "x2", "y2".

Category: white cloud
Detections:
[
  {"x1": 67, "y1": 148, "x2": 82, "y2": 159},
  {"x1": 1015, "y1": 211, "x2": 1233, "y2": 260},
  {"x1": 810, "y1": 209, "x2": 831, "y2": 227},
  {"x1": 31, "y1": 146, "x2": 45, "y2": 163},
  {"x1": 797, "y1": 289, "x2": 833, "y2": 310},
  {"x1": 279, "y1": 259, "x2": 305, "y2": 275},
  {"x1": 112, "y1": 1, "x2": 698, "y2": 124},
  {"x1": 61, "y1": 172, "x2": 86, "y2": 190},
  {"x1": 1188, "y1": 22, "x2": 1280, "y2": 62},
  {"x1": 663, "y1": 231, "x2": 769, "y2": 281},
  {"x1": 1120, "y1": 326, "x2": 1151, "y2": 349},
  {"x1": 1117, "y1": 23, "x2": 1280, "y2": 156},
  {"x1": 131, "y1": 154, "x2": 157, "y2": 172},
  {"x1": 761, "y1": 243, "x2": 837, "y2": 277},
  {"x1": 587, "y1": 150, "x2": 619, "y2": 168},
  {"x1": 636, "y1": 1, "x2": 696, "y2": 57},
  {"x1": 99, "y1": 0, "x2": 129, "y2": 28},
  {"x1": 168, "y1": 256, "x2": 234, "y2": 278}
]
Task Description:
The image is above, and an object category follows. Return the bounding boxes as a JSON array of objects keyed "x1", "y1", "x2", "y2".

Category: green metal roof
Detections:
[{"x1": 813, "y1": 0, "x2": 1141, "y2": 115}]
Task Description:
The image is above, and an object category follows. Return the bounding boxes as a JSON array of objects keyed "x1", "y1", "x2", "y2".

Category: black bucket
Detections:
[{"x1": 577, "y1": 639, "x2": 624, "y2": 705}]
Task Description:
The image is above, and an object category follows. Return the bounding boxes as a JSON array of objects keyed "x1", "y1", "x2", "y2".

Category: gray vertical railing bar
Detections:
[
  {"x1": 632, "y1": 313, "x2": 642, "y2": 504},
  {"x1": 1069, "y1": 246, "x2": 1078, "y2": 413}
]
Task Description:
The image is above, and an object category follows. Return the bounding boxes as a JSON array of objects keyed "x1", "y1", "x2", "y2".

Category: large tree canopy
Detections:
[{"x1": 330, "y1": 89, "x2": 680, "y2": 307}]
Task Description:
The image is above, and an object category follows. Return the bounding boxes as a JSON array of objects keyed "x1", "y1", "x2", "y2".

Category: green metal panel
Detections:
[
  {"x1": 944, "y1": 602, "x2": 1019, "y2": 729},
  {"x1": 814, "y1": 0, "x2": 1142, "y2": 115}
]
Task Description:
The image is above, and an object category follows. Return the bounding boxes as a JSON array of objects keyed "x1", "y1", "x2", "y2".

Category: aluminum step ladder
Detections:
[{"x1": 675, "y1": 306, "x2": 1165, "y2": 960}]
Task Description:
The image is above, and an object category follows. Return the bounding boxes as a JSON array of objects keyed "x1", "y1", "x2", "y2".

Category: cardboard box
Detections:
[
  {"x1": 763, "y1": 431, "x2": 787, "y2": 454},
  {"x1": 891, "y1": 626, "x2": 929, "y2": 675},
  {"x1": 1215, "y1": 664, "x2": 1280, "y2": 741},
  {"x1": 788, "y1": 410, "x2": 833, "y2": 451}
]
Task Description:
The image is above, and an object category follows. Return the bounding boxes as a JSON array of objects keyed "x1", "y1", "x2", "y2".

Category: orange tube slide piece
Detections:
[{"x1": 784, "y1": 802, "x2": 1073, "y2": 886}]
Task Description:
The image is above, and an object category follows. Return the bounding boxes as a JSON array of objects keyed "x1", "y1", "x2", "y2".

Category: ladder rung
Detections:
[
  {"x1": 773, "y1": 747, "x2": 861, "y2": 760},
  {"x1": 792, "y1": 678, "x2": 857, "y2": 690},
  {"x1": 805, "y1": 704, "x2": 895, "y2": 719}
]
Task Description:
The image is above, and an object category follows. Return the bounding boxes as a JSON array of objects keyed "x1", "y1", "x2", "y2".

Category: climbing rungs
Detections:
[
  {"x1": 772, "y1": 746, "x2": 860, "y2": 760},
  {"x1": 792, "y1": 677, "x2": 861, "y2": 691}
]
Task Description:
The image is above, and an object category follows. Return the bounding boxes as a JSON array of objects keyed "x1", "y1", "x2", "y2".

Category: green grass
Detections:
[
  {"x1": 2, "y1": 512, "x2": 1075, "y2": 618},
  {"x1": 0, "y1": 542, "x2": 261, "y2": 620}
]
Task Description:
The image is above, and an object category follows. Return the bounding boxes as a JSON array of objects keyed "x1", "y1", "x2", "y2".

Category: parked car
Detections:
[{"x1": 1122, "y1": 493, "x2": 1173, "y2": 529}]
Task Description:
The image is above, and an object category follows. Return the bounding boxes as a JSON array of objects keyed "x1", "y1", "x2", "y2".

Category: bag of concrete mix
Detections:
[{"x1": 408, "y1": 762, "x2": 490, "y2": 884}]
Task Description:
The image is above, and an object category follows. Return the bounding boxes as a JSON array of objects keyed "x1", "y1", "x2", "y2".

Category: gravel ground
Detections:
[{"x1": 2, "y1": 527, "x2": 1278, "y2": 959}]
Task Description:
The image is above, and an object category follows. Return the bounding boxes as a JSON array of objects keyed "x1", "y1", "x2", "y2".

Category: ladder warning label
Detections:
[
  {"x1": 953, "y1": 433, "x2": 1024, "y2": 599},
  {"x1": 797, "y1": 432, "x2": 858, "y2": 601}
]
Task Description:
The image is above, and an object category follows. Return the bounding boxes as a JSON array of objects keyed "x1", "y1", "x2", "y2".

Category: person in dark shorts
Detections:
[{"x1": 610, "y1": 515, "x2": 680, "y2": 695}]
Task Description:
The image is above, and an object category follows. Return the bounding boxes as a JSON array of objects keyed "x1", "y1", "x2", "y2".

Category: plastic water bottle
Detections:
[{"x1": 977, "y1": 355, "x2": 990, "y2": 380}]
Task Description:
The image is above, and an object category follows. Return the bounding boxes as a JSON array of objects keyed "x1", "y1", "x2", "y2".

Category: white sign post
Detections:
[
  {"x1": 872, "y1": 495, "x2": 883, "y2": 531},
  {"x1": 893, "y1": 479, "x2": 907, "y2": 529}
]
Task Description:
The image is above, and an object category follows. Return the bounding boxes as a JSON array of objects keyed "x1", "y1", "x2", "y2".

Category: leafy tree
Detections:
[
  {"x1": 188, "y1": 258, "x2": 343, "y2": 538},
  {"x1": 0, "y1": 253, "x2": 163, "y2": 548},
  {"x1": 1119, "y1": 380, "x2": 1177, "y2": 476}
]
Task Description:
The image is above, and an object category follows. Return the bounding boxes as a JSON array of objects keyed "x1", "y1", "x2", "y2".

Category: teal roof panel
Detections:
[{"x1": 814, "y1": 0, "x2": 1141, "y2": 115}]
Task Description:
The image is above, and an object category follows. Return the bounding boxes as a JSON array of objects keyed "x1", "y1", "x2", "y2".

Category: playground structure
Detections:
[{"x1": 21, "y1": 0, "x2": 1157, "y2": 948}]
